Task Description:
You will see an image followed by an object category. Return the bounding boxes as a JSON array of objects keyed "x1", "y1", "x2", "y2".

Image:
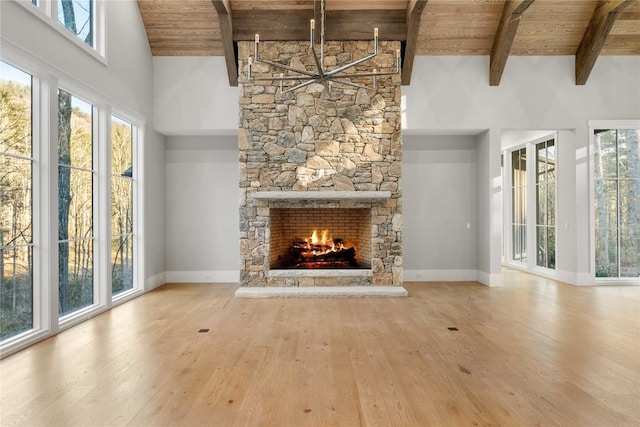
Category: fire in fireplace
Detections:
[
  {"x1": 269, "y1": 208, "x2": 372, "y2": 270},
  {"x1": 291, "y1": 229, "x2": 358, "y2": 269}
]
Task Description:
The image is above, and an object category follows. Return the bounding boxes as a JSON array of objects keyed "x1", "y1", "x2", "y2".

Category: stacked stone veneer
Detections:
[{"x1": 238, "y1": 39, "x2": 402, "y2": 287}]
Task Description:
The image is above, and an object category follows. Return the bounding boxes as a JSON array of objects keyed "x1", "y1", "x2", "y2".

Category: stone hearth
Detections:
[{"x1": 237, "y1": 39, "x2": 404, "y2": 296}]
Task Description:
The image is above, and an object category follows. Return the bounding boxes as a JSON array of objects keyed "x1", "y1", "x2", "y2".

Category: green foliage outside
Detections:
[
  {"x1": 111, "y1": 118, "x2": 134, "y2": 295},
  {"x1": 0, "y1": 75, "x2": 134, "y2": 340},
  {"x1": 1, "y1": 77, "x2": 33, "y2": 340},
  {"x1": 594, "y1": 129, "x2": 640, "y2": 278}
]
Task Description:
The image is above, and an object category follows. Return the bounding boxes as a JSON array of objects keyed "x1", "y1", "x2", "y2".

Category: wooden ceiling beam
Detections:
[
  {"x1": 575, "y1": 0, "x2": 636, "y2": 85},
  {"x1": 314, "y1": 0, "x2": 322, "y2": 44},
  {"x1": 489, "y1": 0, "x2": 535, "y2": 86},
  {"x1": 211, "y1": 0, "x2": 238, "y2": 86},
  {"x1": 401, "y1": 0, "x2": 429, "y2": 85},
  {"x1": 232, "y1": 9, "x2": 407, "y2": 41}
]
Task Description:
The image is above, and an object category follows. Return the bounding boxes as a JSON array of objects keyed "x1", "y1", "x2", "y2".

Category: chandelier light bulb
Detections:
[{"x1": 245, "y1": 0, "x2": 399, "y2": 93}]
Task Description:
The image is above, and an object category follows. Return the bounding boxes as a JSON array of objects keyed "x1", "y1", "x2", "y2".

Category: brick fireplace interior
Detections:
[{"x1": 269, "y1": 208, "x2": 372, "y2": 270}]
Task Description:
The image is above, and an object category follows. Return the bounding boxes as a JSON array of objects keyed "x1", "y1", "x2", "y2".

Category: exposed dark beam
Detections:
[
  {"x1": 489, "y1": 0, "x2": 535, "y2": 86},
  {"x1": 211, "y1": 0, "x2": 238, "y2": 86},
  {"x1": 314, "y1": 0, "x2": 322, "y2": 45},
  {"x1": 232, "y1": 9, "x2": 407, "y2": 42},
  {"x1": 402, "y1": 0, "x2": 429, "y2": 85},
  {"x1": 575, "y1": 0, "x2": 636, "y2": 85}
]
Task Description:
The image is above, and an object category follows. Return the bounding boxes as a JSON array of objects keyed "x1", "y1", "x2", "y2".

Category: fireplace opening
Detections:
[
  {"x1": 291, "y1": 229, "x2": 358, "y2": 268},
  {"x1": 270, "y1": 208, "x2": 371, "y2": 270}
]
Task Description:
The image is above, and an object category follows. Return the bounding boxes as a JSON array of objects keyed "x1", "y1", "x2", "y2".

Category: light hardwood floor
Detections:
[{"x1": 1, "y1": 270, "x2": 639, "y2": 426}]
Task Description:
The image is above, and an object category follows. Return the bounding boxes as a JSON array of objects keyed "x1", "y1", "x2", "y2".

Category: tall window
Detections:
[
  {"x1": 511, "y1": 148, "x2": 527, "y2": 262},
  {"x1": 594, "y1": 129, "x2": 640, "y2": 278},
  {"x1": 58, "y1": 0, "x2": 93, "y2": 47},
  {"x1": 536, "y1": 139, "x2": 556, "y2": 269},
  {"x1": 58, "y1": 90, "x2": 94, "y2": 316},
  {"x1": 1, "y1": 54, "x2": 143, "y2": 355},
  {"x1": 111, "y1": 116, "x2": 134, "y2": 296},
  {"x1": 0, "y1": 62, "x2": 33, "y2": 340}
]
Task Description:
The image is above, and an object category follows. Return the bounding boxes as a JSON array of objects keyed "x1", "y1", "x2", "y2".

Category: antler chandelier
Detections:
[{"x1": 245, "y1": 0, "x2": 400, "y2": 93}]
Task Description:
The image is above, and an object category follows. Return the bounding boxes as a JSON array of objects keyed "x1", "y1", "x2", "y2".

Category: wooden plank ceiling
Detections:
[{"x1": 137, "y1": 0, "x2": 640, "y2": 86}]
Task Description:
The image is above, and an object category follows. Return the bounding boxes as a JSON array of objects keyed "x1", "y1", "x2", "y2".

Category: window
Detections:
[
  {"x1": 111, "y1": 116, "x2": 134, "y2": 296},
  {"x1": 0, "y1": 62, "x2": 34, "y2": 340},
  {"x1": 21, "y1": 0, "x2": 103, "y2": 59},
  {"x1": 57, "y1": 0, "x2": 93, "y2": 48},
  {"x1": 0, "y1": 52, "x2": 144, "y2": 355},
  {"x1": 511, "y1": 148, "x2": 527, "y2": 263},
  {"x1": 594, "y1": 129, "x2": 640, "y2": 278},
  {"x1": 536, "y1": 139, "x2": 556, "y2": 269},
  {"x1": 57, "y1": 90, "x2": 94, "y2": 316},
  {"x1": 507, "y1": 134, "x2": 558, "y2": 273}
]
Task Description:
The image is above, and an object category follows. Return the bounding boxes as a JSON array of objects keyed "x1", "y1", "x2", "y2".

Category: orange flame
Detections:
[{"x1": 303, "y1": 229, "x2": 345, "y2": 254}]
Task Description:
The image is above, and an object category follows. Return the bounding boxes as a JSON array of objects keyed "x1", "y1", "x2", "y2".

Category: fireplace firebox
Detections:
[{"x1": 269, "y1": 208, "x2": 371, "y2": 270}]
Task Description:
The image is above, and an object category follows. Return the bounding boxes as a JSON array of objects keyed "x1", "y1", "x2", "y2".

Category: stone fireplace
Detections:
[{"x1": 237, "y1": 39, "x2": 405, "y2": 296}]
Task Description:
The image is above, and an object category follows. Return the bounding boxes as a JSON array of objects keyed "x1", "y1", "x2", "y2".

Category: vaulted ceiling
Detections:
[{"x1": 136, "y1": 0, "x2": 640, "y2": 86}]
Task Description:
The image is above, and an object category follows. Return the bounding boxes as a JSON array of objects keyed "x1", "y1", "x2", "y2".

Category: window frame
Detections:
[
  {"x1": 503, "y1": 132, "x2": 558, "y2": 277},
  {"x1": 0, "y1": 44, "x2": 145, "y2": 358},
  {"x1": 0, "y1": 61, "x2": 36, "y2": 342},
  {"x1": 15, "y1": 0, "x2": 107, "y2": 64},
  {"x1": 589, "y1": 120, "x2": 640, "y2": 284},
  {"x1": 535, "y1": 138, "x2": 556, "y2": 270},
  {"x1": 109, "y1": 113, "x2": 137, "y2": 300},
  {"x1": 511, "y1": 147, "x2": 527, "y2": 264},
  {"x1": 56, "y1": 88, "x2": 98, "y2": 320}
]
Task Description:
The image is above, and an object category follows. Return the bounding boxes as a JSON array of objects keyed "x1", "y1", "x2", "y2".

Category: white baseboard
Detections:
[
  {"x1": 555, "y1": 269, "x2": 577, "y2": 285},
  {"x1": 477, "y1": 271, "x2": 504, "y2": 287},
  {"x1": 589, "y1": 276, "x2": 639, "y2": 286},
  {"x1": 145, "y1": 272, "x2": 166, "y2": 291},
  {"x1": 576, "y1": 272, "x2": 596, "y2": 286},
  {"x1": 165, "y1": 270, "x2": 239, "y2": 283},
  {"x1": 404, "y1": 269, "x2": 478, "y2": 282},
  {"x1": 0, "y1": 329, "x2": 51, "y2": 359}
]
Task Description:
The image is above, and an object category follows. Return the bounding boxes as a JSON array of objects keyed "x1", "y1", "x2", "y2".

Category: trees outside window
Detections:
[
  {"x1": 594, "y1": 129, "x2": 640, "y2": 278},
  {"x1": 536, "y1": 139, "x2": 556, "y2": 269},
  {"x1": 1, "y1": 55, "x2": 142, "y2": 353},
  {"x1": 58, "y1": 0, "x2": 93, "y2": 47},
  {"x1": 0, "y1": 62, "x2": 33, "y2": 340},
  {"x1": 507, "y1": 135, "x2": 557, "y2": 273},
  {"x1": 58, "y1": 90, "x2": 94, "y2": 316},
  {"x1": 111, "y1": 116, "x2": 134, "y2": 296},
  {"x1": 22, "y1": 0, "x2": 102, "y2": 58},
  {"x1": 511, "y1": 148, "x2": 527, "y2": 263}
]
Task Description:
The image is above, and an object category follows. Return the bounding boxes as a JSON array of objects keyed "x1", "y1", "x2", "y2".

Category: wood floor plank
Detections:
[{"x1": 1, "y1": 271, "x2": 639, "y2": 426}]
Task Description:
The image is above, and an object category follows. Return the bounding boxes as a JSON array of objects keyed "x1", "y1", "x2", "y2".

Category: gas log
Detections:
[{"x1": 291, "y1": 238, "x2": 358, "y2": 267}]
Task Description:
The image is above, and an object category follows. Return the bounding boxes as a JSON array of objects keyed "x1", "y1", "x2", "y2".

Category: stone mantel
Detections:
[{"x1": 249, "y1": 191, "x2": 392, "y2": 202}]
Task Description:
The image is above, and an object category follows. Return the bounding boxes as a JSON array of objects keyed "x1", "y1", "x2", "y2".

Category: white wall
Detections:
[
  {"x1": 403, "y1": 135, "x2": 478, "y2": 281},
  {"x1": 165, "y1": 136, "x2": 239, "y2": 282},
  {"x1": 153, "y1": 57, "x2": 239, "y2": 135},
  {"x1": 404, "y1": 56, "x2": 639, "y2": 131},
  {"x1": 154, "y1": 53, "x2": 640, "y2": 285},
  {"x1": 475, "y1": 130, "x2": 492, "y2": 284},
  {"x1": 1, "y1": 0, "x2": 166, "y2": 284},
  {"x1": 403, "y1": 56, "x2": 639, "y2": 285}
]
